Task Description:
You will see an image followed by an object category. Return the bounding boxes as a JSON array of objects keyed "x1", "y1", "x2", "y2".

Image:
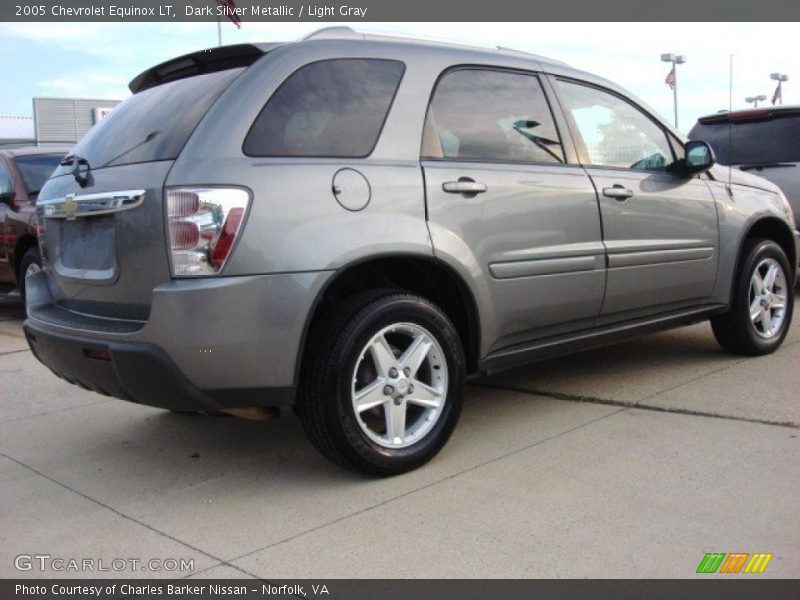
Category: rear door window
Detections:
[
  {"x1": 243, "y1": 59, "x2": 405, "y2": 158},
  {"x1": 689, "y1": 114, "x2": 800, "y2": 165},
  {"x1": 422, "y1": 68, "x2": 564, "y2": 164}
]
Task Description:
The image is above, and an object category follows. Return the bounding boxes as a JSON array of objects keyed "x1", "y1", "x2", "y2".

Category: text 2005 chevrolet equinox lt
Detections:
[{"x1": 25, "y1": 28, "x2": 800, "y2": 475}]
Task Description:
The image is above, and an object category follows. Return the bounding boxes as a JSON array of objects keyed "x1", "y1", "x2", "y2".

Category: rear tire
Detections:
[
  {"x1": 297, "y1": 291, "x2": 466, "y2": 476},
  {"x1": 17, "y1": 247, "x2": 42, "y2": 302},
  {"x1": 711, "y1": 239, "x2": 794, "y2": 356}
]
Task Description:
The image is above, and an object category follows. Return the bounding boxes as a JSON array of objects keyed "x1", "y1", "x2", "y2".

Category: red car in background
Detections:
[{"x1": 0, "y1": 148, "x2": 66, "y2": 299}]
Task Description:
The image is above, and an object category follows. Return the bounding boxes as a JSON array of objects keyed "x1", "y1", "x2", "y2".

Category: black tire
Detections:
[
  {"x1": 297, "y1": 290, "x2": 466, "y2": 476},
  {"x1": 17, "y1": 247, "x2": 41, "y2": 301},
  {"x1": 711, "y1": 239, "x2": 794, "y2": 356}
]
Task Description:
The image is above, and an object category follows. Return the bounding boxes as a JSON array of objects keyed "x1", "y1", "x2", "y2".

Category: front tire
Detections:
[
  {"x1": 711, "y1": 239, "x2": 794, "y2": 356},
  {"x1": 297, "y1": 291, "x2": 466, "y2": 476}
]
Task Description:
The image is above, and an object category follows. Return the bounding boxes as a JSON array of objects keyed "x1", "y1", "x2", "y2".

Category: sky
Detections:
[{"x1": 0, "y1": 21, "x2": 797, "y2": 135}]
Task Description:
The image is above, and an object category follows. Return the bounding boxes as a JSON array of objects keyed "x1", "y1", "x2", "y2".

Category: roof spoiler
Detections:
[
  {"x1": 698, "y1": 106, "x2": 800, "y2": 124},
  {"x1": 128, "y1": 43, "x2": 280, "y2": 94}
]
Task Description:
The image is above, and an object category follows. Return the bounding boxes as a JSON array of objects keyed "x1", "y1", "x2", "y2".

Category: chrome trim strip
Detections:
[{"x1": 37, "y1": 189, "x2": 146, "y2": 220}]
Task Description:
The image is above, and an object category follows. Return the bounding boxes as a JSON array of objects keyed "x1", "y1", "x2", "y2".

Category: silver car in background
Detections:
[{"x1": 24, "y1": 28, "x2": 800, "y2": 475}]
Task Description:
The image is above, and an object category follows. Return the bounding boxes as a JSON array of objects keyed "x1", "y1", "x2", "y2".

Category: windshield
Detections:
[
  {"x1": 13, "y1": 154, "x2": 63, "y2": 195},
  {"x1": 689, "y1": 114, "x2": 800, "y2": 165},
  {"x1": 55, "y1": 68, "x2": 244, "y2": 172}
]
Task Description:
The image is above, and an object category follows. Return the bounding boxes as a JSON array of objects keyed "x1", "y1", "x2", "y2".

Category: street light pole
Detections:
[
  {"x1": 770, "y1": 72, "x2": 788, "y2": 105},
  {"x1": 661, "y1": 53, "x2": 687, "y2": 128},
  {"x1": 746, "y1": 95, "x2": 767, "y2": 107}
]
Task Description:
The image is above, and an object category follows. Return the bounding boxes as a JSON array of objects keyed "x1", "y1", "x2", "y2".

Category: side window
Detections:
[
  {"x1": 422, "y1": 69, "x2": 564, "y2": 164},
  {"x1": 243, "y1": 59, "x2": 405, "y2": 158},
  {"x1": 556, "y1": 80, "x2": 674, "y2": 171}
]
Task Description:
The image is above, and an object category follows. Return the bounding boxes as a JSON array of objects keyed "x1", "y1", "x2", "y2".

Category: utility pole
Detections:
[{"x1": 661, "y1": 53, "x2": 687, "y2": 129}]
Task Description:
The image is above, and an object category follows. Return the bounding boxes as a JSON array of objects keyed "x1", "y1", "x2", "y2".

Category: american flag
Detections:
[
  {"x1": 665, "y1": 66, "x2": 676, "y2": 89},
  {"x1": 216, "y1": 0, "x2": 241, "y2": 29},
  {"x1": 772, "y1": 82, "x2": 782, "y2": 105}
]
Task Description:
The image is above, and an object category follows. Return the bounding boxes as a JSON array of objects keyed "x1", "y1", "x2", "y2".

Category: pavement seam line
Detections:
[
  {"x1": 470, "y1": 381, "x2": 799, "y2": 429},
  {"x1": 0, "y1": 348, "x2": 29, "y2": 356},
  {"x1": 221, "y1": 406, "x2": 627, "y2": 569},
  {"x1": 638, "y1": 337, "x2": 800, "y2": 402},
  {"x1": 0, "y1": 398, "x2": 116, "y2": 425},
  {"x1": 0, "y1": 450, "x2": 243, "y2": 576}
]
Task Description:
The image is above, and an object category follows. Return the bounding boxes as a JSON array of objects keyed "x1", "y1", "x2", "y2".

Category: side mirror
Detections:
[{"x1": 684, "y1": 140, "x2": 716, "y2": 176}]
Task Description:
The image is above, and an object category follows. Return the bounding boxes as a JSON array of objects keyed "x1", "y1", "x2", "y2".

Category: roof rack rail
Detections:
[
  {"x1": 496, "y1": 46, "x2": 568, "y2": 66},
  {"x1": 298, "y1": 27, "x2": 569, "y2": 68},
  {"x1": 301, "y1": 26, "x2": 363, "y2": 41}
]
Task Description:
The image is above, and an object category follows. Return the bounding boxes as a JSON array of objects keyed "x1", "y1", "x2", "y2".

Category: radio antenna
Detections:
[{"x1": 727, "y1": 54, "x2": 733, "y2": 197}]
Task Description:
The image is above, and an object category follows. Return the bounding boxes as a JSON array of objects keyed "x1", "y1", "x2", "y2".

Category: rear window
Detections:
[
  {"x1": 423, "y1": 68, "x2": 565, "y2": 164},
  {"x1": 243, "y1": 59, "x2": 405, "y2": 158},
  {"x1": 689, "y1": 114, "x2": 800, "y2": 165},
  {"x1": 60, "y1": 68, "x2": 243, "y2": 170},
  {"x1": 13, "y1": 154, "x2": 62, "y2": 195}
]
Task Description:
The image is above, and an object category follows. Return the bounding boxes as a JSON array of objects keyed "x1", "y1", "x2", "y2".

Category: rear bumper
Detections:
[
  {"x1": 24, "y1": 325, "x2": 296, "y2": 411},
  {"x1": 24, "y1": 269, "x2": 332, "y2": 410}
]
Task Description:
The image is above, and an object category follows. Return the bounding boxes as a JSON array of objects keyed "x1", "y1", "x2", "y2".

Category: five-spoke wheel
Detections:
[
  {"x1": 298, "y1": 291, "x2": 465, "y2": 476},
  {"x1": 712, "y1": 239, "x2": 794, "y2": 355},
  {"x1": 748, "y1": 257, "x2": 789, "y2": 339},
  {"x1": 352, "y1": 323, "x2": 448, "y2": 449}
]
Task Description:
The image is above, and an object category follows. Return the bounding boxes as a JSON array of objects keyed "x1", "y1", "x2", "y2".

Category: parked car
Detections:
[
  {"x1": 0, "y1": 147, "x2": 66, "y2": 299},
  {"x1": 689, "y1": 106, "x2": 800, "y2": 230},
  {"x1": 24, "y1": 28, "x2": 799, "y2": 475}
]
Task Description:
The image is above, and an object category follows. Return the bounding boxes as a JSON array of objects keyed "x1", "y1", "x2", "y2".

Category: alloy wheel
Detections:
[
  {"x1": 748, "y1": 257, "x2": 788, "y2": 339},
  {"x1": 351, "y1": 322, "x2": 448, "y2": 449}
]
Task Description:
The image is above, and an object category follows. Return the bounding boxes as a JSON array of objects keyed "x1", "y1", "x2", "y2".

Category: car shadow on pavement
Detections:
[
  {"x1": 479, "y1": 295, "x2": 798, "y2": 399},
  {"x1": 3, "y1": 293, "x2": 796, "y2": 494},
  {"x1": 0, "y1": 294, "x2": 25, "y2": 320}
]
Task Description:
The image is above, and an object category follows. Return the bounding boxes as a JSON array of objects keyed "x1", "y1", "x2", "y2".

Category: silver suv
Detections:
[{"x1": 25, "y1": 28, "x2": 800, "y2": 475}]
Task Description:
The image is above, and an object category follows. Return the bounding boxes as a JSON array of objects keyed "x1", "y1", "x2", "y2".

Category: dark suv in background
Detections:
[
  {"x1": 0, "y1": 148, "x2": 65, "y2": 299},
  {"x1": 689, "y1": 106, "x2": 800, "y2": 230}
]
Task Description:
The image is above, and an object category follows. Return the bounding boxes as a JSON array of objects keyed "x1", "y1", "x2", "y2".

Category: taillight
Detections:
[{"x1": 165, "y1": 188, "x2": 250, "y2": 276}]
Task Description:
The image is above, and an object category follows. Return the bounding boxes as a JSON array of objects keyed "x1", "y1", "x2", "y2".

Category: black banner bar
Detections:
[
  {"x1": 3, "y1": 0, "x2": 800, "y2": 22},
  {"x1": 3, "y1": 579, "x2": 800, "y2": 600}
]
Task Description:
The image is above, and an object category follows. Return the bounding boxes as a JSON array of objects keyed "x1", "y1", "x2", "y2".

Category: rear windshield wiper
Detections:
[
  {"x1": 60, "y1": 154, "x2": 92, "y2": 188},
  {"x1": 739, "y1": 162, "x2": 796, "y2": 171},
  {"x1": 101, "y1": 130, "x2": 160, "y2": 168}
]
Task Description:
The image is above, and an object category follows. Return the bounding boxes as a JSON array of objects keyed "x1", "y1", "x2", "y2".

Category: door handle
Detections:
[
  {"x1": 443, "y1": 179, "x2": 487, "y2": 195},
  {"x1": 602, "y1": 184, "x2": 634, "y2": 201}
]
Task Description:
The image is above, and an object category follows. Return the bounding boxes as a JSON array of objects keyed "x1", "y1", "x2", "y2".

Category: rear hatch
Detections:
[{"x1": 35, "y1": 62, "x2": 250, "y2": 322}]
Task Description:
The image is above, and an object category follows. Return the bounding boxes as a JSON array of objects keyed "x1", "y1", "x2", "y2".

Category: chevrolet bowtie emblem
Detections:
[{"x1": 62, "y1": 194, "x2": 78, "y2": 220}]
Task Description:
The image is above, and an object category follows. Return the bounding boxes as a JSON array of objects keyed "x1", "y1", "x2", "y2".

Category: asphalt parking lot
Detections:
[{"x1": 1, "y1": 293, "x2": 798, "y2": 579}]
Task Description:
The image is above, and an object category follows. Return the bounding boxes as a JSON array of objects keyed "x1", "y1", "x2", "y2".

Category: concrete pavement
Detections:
[{"x1": 1, "y1": 294, "x2": 798, "y2": 578}]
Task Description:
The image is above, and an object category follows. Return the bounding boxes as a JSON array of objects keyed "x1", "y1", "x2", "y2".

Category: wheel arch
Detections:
[
  {"x1": 13, "y1": 234, "x2": 38, "y2": 285},
  {"x1": 295, "y1": 253, "x2": 482, "y2": 386},
  {"x1": 736, "y1": 216, "x2": 797, "y2": 293}
]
